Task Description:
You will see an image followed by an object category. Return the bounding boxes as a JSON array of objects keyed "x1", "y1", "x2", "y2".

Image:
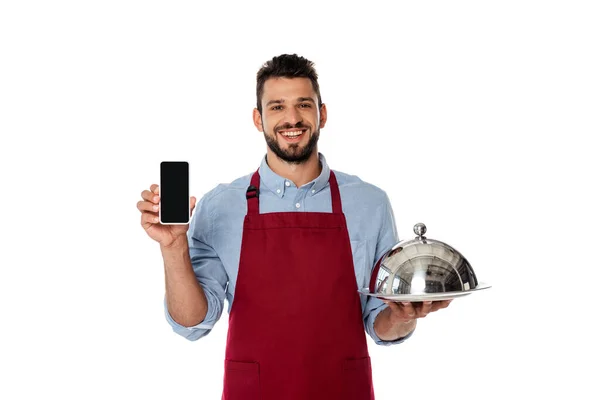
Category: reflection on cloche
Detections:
[{"x1": 367, "y1": 223, "x2": 488, "y2": 296}]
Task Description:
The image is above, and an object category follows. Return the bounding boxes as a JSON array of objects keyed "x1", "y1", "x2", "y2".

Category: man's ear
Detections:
[
  {"x1": 319, "y1": 103, "x2": 328, "y2": 129},
  {"x1": 253, "y1": 108, "x2": 263, "y2": 132}
]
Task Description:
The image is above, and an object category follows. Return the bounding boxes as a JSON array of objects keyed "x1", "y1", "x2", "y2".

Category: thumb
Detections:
[{"x1": 190, "y1": 196, "x2": 197, "y2": 214}]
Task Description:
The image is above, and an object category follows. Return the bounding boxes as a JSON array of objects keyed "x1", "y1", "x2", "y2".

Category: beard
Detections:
[{"x1": 264, "y1": 123, "x2": 319, "y2": 164}]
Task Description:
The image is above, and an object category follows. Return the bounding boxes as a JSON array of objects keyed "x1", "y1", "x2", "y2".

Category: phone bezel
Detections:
[{"x1": 159, "y1": 161, "x2": 190, "y2": 225}]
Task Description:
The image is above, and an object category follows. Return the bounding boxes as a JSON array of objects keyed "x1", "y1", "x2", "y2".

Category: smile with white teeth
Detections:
[{"x1": 280, "y1": 130, "x2": 304, "y2": 138}]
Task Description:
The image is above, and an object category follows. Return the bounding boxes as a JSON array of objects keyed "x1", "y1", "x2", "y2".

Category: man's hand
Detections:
[
  {"x1": 137, "y1": 184, "x2": 197, "y2": 248},
  {"x1": 374, "y1": 300, "x2": 452, "y2": 342},
  {"x1": 382, "y1": 300, "x2": 452, "y2": 324}
]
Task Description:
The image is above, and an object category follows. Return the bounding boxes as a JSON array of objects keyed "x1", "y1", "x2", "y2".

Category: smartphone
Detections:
[{"x1": 159, "y1": 161, "x2": 190, "y2": 225}]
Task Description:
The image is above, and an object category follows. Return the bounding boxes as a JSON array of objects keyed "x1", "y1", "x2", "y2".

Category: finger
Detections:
[
  {"x1": 383, "y1": 300, "x2": 401, "y2": 312},
  {"x1": 140, "y1": 211, "x2": 160, "y2": 228},
  {"x1": 383, "y1": 301, "x2": 413, "y2": 322},
  {"x1": 190, "y1": 196, "x2": 197, "y2": 214},
  {"x1": 418, "y1": 301, "x2": 433, "y2": 317},
  {"x1": 432, "y1": 300, "x2": 452, "y2": 312},
  {"x1": 401, "y1": 302, "x2": 416, "y2": 318},
  {"x1": 137, "y1": 200, "x2": 159, "y2": 213},
  {"x1": 150, "y1": 184, "x2": 159, "y2": 194},
  {"x1": 141, "y1": 189, "x2": 160, "y2": 204}
]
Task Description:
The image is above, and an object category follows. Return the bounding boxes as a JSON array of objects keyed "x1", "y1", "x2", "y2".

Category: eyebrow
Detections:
[{"x1": 265, "y1": 97, "x2": 316, "y2": 107}]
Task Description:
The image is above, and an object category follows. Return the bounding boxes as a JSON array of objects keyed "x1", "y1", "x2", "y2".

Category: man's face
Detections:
[{"x1": 253, "y1": 77, "x2": 327, "y2": 164}]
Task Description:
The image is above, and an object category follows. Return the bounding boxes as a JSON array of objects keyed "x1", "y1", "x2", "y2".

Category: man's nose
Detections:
[{"x1": 283, "y1": 106, "x2": 302, "y2": 126}]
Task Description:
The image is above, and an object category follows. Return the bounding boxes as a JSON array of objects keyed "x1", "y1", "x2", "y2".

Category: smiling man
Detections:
[
  {"x1": 257, "y1": 76, "x2": 322, "y2": 165},
  {"x1": 137, "y1": 54, "x2": 452, "y2": 400}
]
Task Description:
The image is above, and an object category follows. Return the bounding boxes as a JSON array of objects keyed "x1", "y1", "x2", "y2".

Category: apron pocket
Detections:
[
  {"x1": 223, "y1": 360, "x2": 260, "y2": 400},
  {"x1": 343, "y1": 357, "x2": 374, "y2": 400}
]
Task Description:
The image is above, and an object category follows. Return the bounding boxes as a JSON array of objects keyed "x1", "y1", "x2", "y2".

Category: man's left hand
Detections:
[{"x1": 383, "y1": 300, "x2": 452, "y2": 324}]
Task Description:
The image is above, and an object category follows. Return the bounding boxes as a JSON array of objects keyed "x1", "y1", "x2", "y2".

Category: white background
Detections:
[{"x1": 1, "y1": 1, "x2": 599, "y2": 399}]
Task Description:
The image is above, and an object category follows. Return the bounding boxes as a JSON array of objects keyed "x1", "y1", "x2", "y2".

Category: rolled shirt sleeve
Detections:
[
  {"x1": 363, "y1": 192, "x2": 415, "y2": 345},
  {"x1": 164, "y1": 193, "x2": 229, "y2": 341}
]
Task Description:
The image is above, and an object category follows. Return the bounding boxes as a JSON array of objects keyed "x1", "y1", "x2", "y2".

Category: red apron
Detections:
[{"x1": 222, "y1": 170, "x2": 375, "y2": 400}]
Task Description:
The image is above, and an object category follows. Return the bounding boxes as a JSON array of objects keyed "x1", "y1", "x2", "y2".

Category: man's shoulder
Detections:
[
  {"x1": 332, "y1": 169, "x2": 389, "y2": 202},
  {"x1": 199, "y1": 172, "x2": 253, "y2": 208}
]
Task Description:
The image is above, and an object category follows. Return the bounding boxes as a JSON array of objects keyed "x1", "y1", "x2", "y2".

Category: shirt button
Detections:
[
  {"x1": 285, "y1": 181, "x2": 291, "y2": 187},
  {"x1": 311, "y1": 189, "x2": 315, "y2": 194},
  {"x1": 276, "y1": 189, "x2": 281, "y2": 194},
  {"x1": 295, "y1": 203, "x2": 301, "y2": 209}
]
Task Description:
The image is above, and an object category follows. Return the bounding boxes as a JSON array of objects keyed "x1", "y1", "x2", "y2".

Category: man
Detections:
[{"x1": 137, "y1": 54, "x2": 451, "y2": 399}]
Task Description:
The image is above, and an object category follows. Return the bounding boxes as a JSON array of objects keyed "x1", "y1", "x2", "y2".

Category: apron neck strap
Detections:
[
  {"x1": 246, "y1": 171, "x2": 261, "y2": 215},
  {"x1": 246, "y1": 170, "x2": 342, "y2": 215},
  {"x1": 327, "y1": 170, "x2": 342, "y2": 214}
]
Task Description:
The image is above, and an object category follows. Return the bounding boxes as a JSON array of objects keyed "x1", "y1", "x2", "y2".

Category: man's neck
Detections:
[{"x1": 266, "y1": 150, "x2": 321, "y2": 188}]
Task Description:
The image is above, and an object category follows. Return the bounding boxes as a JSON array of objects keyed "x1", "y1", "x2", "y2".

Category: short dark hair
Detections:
[{"x1": 256, "y1": 54, "x2": 322, "y2": 114}]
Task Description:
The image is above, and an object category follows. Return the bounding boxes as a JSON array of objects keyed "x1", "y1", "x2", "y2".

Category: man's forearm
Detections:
[
  {"x1": 161, "y1": 237, "x2": 208, "y2": 327},
  {"x1": 374, "y1": 306, "x2": 417, "y2": 341}
]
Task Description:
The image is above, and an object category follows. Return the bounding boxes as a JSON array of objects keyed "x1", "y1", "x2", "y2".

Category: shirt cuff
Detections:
[
  {"x1": 367, "y1": 303, "x2": 415, "y2": 346},
  {"x1": 163, "y1": 297, "x2": 217, "y2": 341}
]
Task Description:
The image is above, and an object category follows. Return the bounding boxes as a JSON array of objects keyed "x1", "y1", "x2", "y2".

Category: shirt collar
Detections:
[{"x1": 258, "y1": 152, "x2": 331, "y2": 198}]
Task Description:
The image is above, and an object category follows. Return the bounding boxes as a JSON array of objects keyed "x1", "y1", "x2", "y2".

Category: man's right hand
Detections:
[{"x1": 137, "y1": 184, "x2": 197, "y2": 248}]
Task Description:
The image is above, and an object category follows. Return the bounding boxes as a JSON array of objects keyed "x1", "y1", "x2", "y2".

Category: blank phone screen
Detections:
[{"x1": 160, "y1": 161, "x2": 189, "y2": 224}]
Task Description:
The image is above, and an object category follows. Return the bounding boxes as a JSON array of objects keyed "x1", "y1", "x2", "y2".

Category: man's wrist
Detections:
[
  {"x1": 160, "y1": 236, "x2": 191, "y2": 270},
  {"x1": 375, "y1": 307, "x2": 416, "y2": 341},
  {"x1": 160, "y1": 235, "x2": 188, "y2": 252}
]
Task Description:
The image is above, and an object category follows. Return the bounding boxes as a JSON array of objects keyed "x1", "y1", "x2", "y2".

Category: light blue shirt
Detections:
[{"x1": 165, "y1": 153, "x2": 413, "y2": 346}]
